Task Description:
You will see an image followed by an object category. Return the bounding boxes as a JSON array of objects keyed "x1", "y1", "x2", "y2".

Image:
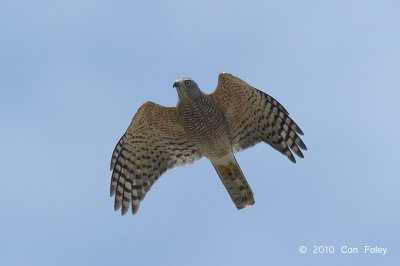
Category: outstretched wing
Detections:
[
  {"x1": 110, "y1": 101, "x2": 202, "y2": 215},
  {"x1": 212, "y1": 73, "x2": 307, "y2": 163}
]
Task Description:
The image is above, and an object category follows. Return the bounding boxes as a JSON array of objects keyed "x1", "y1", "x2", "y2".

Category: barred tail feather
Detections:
[{"x1": 212, "y1": 159, "x2": 255, "y2": 209}]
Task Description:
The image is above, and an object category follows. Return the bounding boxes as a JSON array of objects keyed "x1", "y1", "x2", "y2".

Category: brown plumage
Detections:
[{"x1": 110, "y1": 72, "x2": 307, "y2": 215}]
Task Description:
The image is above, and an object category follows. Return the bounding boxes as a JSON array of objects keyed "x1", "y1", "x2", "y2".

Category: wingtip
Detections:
[
  {"x1": 114, "y1": 200, "x2": 122, "y2": 211},
  {"x1": 131, "y1": 204, "x2": 139, "y2": 215},
  {"x1": 110, "y1": 183, "x2": 116, "y2": 197},
  {"x1": 294, "y1": 148, "x2": 304, "y2": 159},
  {"x1": 121, "y1": 206, "x2": 128, "y2": 216},
  {"x1": 298, "y1": 140, "x2": 307, "y2": 150}
]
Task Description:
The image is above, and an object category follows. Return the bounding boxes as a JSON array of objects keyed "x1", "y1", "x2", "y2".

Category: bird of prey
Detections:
[{"x1": 110, "y1": 73, "x2": 307, "y2": 215}]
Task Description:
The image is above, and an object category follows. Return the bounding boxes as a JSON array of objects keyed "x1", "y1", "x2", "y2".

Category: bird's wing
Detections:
[
  {"x1": 212, "y1": 72, "x2": 307, "y2": 163},
  {"x1": 110, "y1": 101, "x2": 202, "y2": 215}
]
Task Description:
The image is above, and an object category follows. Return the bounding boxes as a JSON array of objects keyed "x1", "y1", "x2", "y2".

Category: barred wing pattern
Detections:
[
  {"x1": 110, "y1": 102, "x2": 202, "y2": 215},
  {"x1": 213, "y1": 73, "x2": 307, "y2": 163}
]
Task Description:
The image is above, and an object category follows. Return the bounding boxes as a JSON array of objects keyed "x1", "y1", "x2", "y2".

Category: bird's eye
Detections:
[{"x1": 185, "y1": 80, "x2": 191, "y2": 86}]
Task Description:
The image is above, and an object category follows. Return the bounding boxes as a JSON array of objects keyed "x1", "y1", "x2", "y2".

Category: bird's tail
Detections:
[{"x1": 212, "y1": 156, "x2": 255, "y2": 210}]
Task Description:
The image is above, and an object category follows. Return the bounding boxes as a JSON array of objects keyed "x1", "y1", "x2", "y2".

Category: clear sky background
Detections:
[{"x1": 1, "y1": 1, "x2": 399, "y2": 265}]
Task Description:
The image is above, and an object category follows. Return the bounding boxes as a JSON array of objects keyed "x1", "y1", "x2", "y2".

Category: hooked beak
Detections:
[{"x1": 173, "y1": 81, "x2": 180, "y2": 88}]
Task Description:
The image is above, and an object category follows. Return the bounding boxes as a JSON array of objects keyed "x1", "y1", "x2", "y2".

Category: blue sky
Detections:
[{"x1": 1, "y1": 1, "x2": 399, "y2": 265}]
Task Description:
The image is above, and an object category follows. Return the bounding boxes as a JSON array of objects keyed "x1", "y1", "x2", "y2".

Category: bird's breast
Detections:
[{"x1": 177, "y1": 96, "x2": 231, "y2": 158}]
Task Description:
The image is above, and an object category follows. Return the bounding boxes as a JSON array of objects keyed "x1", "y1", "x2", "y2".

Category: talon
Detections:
[{"x1": 221, "y1": 165, "x2": 234, "y2": 177}]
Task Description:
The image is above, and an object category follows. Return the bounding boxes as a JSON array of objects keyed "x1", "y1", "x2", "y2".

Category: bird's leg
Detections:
[{"x1": 220, "y1": 164, "x2": 235, "y2": 178}]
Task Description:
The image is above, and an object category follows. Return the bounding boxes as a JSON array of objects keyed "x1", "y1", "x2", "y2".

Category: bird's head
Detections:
[{"x1": 173, "y1": 78, "x2": 204, "y2": 101}]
